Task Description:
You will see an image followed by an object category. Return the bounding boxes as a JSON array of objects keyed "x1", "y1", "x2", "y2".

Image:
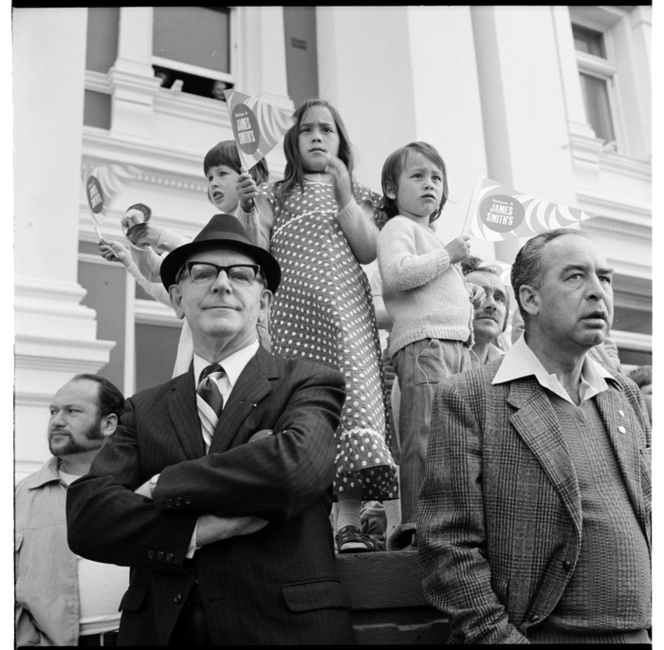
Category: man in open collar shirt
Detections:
[{"x1": 418, "y1": 228, "x2": 651, "y2": 644}]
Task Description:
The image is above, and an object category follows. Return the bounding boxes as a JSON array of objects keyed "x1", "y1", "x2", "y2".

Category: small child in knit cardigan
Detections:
[{"x1": 376, "y1": 142, "x2": 484, "y2": 550}]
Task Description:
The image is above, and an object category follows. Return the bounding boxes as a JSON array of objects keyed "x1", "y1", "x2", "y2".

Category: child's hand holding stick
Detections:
[
  {"x1": 445, "y1": 235, "x2": 472, "y2": 264},
  {"x1": 236, "y1": 171, "x2": 258, "y2": 212}
]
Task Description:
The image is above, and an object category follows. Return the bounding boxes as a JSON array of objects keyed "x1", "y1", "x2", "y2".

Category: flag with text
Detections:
[
  {"x1": 464, "y1": 175, "x2": 598, "y2": 241},
  {"x1": 224, "y1": 89, "x2": 294, "y2": 171}
]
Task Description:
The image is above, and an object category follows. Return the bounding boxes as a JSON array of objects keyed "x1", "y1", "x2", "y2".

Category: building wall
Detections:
[{"x1": 13, "y1": 6, "x2": 651, "y2": 481}]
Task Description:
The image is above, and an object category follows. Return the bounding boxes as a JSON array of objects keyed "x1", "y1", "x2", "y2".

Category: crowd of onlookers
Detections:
[{"x1": 15, "y1": 95, "x2": 652, "y2": 646}]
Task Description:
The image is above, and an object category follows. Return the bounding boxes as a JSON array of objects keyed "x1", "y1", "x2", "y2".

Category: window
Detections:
[
  {"x1": 86, "y1": 7, "x2": 119, "y2": 73},
  {"x1": 83, "y1": 90, "x2": 111, "y2": 129},
  {"x1": 571, "y1": 23, "x2": 617, "y2": 146},
  {"x1": 84, "y1": 7, "x2": 117, "y2": 128},
  {"x1": 152, "y1": 7, "x2": 234, "y2": 100},
  {"x1": 78, "y1": 242, "x2": 183, "y2": 396}
]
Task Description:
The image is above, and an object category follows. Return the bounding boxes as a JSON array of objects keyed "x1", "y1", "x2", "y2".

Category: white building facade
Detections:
[{"x1": 13, "y1": 6, "x2": 652, "y2": 481}]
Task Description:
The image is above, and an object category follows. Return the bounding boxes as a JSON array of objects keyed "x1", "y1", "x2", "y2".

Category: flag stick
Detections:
[{"x1": 461, "y1": 174, "x2": 485, "y2": 237}]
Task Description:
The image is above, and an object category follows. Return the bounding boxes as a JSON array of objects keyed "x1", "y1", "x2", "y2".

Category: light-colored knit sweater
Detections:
[{"x1": 377, "y1": 216, "x2": 473, "y2": 357}]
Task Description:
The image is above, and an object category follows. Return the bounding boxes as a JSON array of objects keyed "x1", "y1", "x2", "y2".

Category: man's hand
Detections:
[
  {"x1": 248, "y1": 429, "x2": 273, "y2": 442},
  {"x1": 445, "y1": 235, "x2": 472, "y2": 265},
  {"x1": 237, "y1": 173, "x2": 258, "y2": 212},
  {"x1": 196, "y1": 514, "x2": 269, "y2": 546},
  {"x1": 468, "y1": 282, "x2": 487, "y2": 308},
  {"x1": 325, "y1": 154, "x2": 352, "y2": 209}
]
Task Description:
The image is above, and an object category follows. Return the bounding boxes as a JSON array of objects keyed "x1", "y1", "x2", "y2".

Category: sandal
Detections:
[{"x1": 335, "y1": 525, "x2": 375, "y2": 553}]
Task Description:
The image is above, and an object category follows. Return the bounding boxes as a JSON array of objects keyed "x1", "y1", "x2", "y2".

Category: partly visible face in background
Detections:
[
  {"x1": 386, "y1": 150, "x2": 444, "y2": 221},
  {"x1": 465, "y1": 270, "x2": 508, "y2": 344},
  {"x1": 212, "y1": 80, "x2": 228, "y2": 100},
  {"x1": 207, "y1": 164, "x2": 241, "y2": 212},
  {"x1": 48, "y1": 380, "x2": 105, "y2": 457},
  {"x1": 297, "y1": 105, "x2": 340, "y2": 173},
  {"x1": 639, "y1": 383, "x2": 652, "y2": 420}
]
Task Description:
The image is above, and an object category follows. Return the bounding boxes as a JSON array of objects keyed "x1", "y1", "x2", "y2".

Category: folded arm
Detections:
[
  {"x1": 153, "y1": 368, "x2": 344, "y2": 521},
  {"x1": 66, "y1": 401, "x2": 199, "y2": 572}
]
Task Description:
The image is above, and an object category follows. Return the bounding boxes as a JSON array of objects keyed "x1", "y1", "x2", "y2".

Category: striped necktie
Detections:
[{"x1": 197, "y1": 363, "x2": 225, "y2": 451}]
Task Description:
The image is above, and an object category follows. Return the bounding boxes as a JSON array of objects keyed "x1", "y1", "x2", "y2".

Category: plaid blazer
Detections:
[
  {"x1": 418, "y1": 357, "x2": 651, "y2": 644},
  {"x1": 67, "y1": 347, "x2": 354, "y2": 645}
]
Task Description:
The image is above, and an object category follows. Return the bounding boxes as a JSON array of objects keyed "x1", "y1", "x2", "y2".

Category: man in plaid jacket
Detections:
[{"x1": 419, "y1": 228, "x2": 651, "y2": 644}]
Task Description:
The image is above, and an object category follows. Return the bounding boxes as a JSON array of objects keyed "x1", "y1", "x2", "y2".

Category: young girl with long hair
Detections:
[{"x1": 236, "y1": 98, "x2": 398, "y2": 553}]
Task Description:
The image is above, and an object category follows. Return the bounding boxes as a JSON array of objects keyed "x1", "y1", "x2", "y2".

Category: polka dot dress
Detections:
[{"x1": 266, "y1": 180, "x2": 398, "y2": 501}]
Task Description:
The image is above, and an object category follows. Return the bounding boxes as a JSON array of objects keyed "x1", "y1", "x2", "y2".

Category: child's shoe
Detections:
[{"x1": 335, "y1": 525, "x2": 376, "y2": 553}]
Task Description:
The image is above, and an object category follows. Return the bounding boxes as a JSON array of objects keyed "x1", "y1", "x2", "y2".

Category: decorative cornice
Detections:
[
  {"x1": 15, "y1": 354, "x2": 112, "y2": 374},
  {"x1": 569, "y1": 130, "x2": 652, "y2": 182},
  {"x1": 581, "y1": 216, "x2": 650, "y2": 240},
  {"x1": 15, "y1": 277, "x2": 88, "y2": 303},
  {"x1": 598, "y1": 152, "x2": 652, "y2": 181},
  {"x1": 16, "y1": 334, "x2": 115, "y2": 352},
  {"x1": 154, "y1": 90, "x2": 234, "y2": 127},
  {"x1": 82, "y1": 129, "x2": 205, "y2": 179},
  {"x1": 133, "y1": 170, "x2": 207, "y2": 193}
]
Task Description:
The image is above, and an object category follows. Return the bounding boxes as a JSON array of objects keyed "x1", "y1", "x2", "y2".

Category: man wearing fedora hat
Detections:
[{"x1": 67, "y1": 214, "x2": 355, "y2": 645}]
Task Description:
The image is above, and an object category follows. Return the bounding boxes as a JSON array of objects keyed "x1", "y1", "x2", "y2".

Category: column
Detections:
[
  {"x1": 471, "y1": 6, "x2": 581, "y2": 263},
  {"x1": 235, "y1": 6, "x2": 293, "y2": 111},
  {"x1": 109, "y1": 7, "x2": 160, "y2": 140},
  {"x1": 14, "y1": 8, "x2": 115, "y2": 480},
  {"x1": 405, "y1": 6, "x2": 494, "y2": 259}
]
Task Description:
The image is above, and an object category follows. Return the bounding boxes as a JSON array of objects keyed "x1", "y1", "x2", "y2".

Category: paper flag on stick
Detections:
[
  {"x1": 83, "y1": 164, "x2": 140, "y2": 240},
  {"x1": 224, "y1": 89, "x2": 294, "y2": 171},
  {"x1": 463, "y1": 175, "x2": 598, "y2": 241}
]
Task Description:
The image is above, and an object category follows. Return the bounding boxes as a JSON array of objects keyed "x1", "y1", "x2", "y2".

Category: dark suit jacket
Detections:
[
  {"x1": 418, "y1": 358, "x2": 651, "y2": 645},
  {"x1": 67, "y1": 347, "x2": 355, "y2": 645}
]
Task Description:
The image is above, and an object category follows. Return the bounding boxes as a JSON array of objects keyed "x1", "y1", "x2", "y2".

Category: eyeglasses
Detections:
[{"x1": 178, "y1": 262, "x2": 263, "y2": 287}]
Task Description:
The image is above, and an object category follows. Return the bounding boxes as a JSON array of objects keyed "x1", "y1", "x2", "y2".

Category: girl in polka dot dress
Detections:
[{"x1": 237, "y1": 98, "x2": 398, "y2": 553}]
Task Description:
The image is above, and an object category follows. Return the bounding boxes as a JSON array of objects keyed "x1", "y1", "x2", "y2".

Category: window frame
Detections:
[
  {"x1": 569, "y1": 8, "x2": 626, "y2": 152},
  {"x1": 151, "y1": 7, "x2": 237, "y2": 88}
]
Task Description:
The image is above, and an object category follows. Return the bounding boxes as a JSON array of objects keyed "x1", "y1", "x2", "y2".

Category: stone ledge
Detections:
[{"x1": 336, "y1": 551, "x2": 450, "y2": 644}]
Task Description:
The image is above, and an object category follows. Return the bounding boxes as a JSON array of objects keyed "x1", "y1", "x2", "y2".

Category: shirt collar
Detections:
[
  {"x1": 470, "y1": 342, "x2": 505, "y2": 368},
  {"x1": 26, "y1": 456, "x2": 62, "y2": 490},
  {"x1": 492, "y1": 334, "x2": 615, "y2": 404},
  {"x1": 193, "y1": 340, "x2": 260, "y2": 389}
]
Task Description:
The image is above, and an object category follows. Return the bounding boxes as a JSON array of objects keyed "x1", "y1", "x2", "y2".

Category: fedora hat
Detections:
[{"x1": 160, "y1": 213, "x2": 281, "y2": 292}]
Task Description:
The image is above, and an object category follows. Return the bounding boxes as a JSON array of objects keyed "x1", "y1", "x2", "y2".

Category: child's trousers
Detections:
[{"x1": 392, "y1": 338, "x2": 470, "y2": 528}]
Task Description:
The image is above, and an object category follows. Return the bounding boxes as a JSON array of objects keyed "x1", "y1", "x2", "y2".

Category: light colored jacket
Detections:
[{"x1": 15, "y1": 457, "x2": 80, "y2": 646}]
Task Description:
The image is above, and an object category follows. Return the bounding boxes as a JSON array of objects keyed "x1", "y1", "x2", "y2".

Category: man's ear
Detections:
[
  {"x1": 259, "y1": 288, "x2": 273, "y2": 319},
  {"x1": 384, "y1": 182, "x2": 397, "y2": 200},
  {"x1": 519, "y1": 284, "x2": 540, "y2": 317},
  {"x1": 169, "y1": 284, "x2": 186, "y2": 320},
  {"x1": 101, "y1": 413, "x2": 118, "y2": 438}
]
